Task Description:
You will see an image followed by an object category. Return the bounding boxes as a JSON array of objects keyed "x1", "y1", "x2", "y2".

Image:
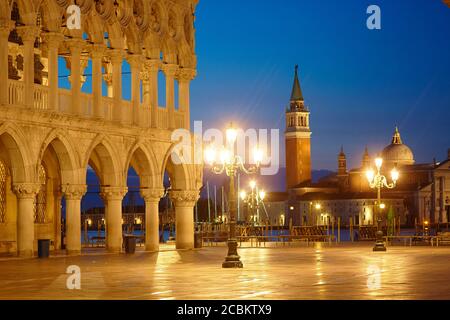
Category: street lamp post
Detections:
[
  {"x1": 366, "y1": 157, "x2": 399, "y2": 252},
  {"x1": 205, "y1": 123, "x2": 262, "y2": 268},
  {"x1": 308, "y1": 202, "x2": 321, "y2": 226},
  {"x1": 240, "y1": 180, "x2": 266, "y2": 225}
]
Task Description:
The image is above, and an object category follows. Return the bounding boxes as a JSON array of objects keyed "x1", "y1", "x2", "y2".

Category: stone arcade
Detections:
[{"x1": 0, "y1": 0, "x2": 202, "y2": 257}]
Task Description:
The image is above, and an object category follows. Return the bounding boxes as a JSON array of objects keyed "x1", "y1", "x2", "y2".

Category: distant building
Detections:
[{"x1": 265, "y1": 66, "x2": 450, "y2": 227}]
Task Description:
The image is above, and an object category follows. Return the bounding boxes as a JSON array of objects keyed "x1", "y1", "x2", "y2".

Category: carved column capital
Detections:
[
  {"x1": 66, "y1": 38, "x2": 85, "y2": 52},
  {"x1": 90, "y1": 43, "x2": 106, "y2": 59},
  {"x1": 177, "y1": 68, "x2": 197, "y2": 82},
  {"x1": 108, "y1": 49, "x2": 124, "y2": 64},
  {"x1": 13, "y1": 183, "x2": 41, "y2": 199},
  {"x1": 161, "y1": 63, "x2": 179, "y2": 77},
  {"x1": 62, "y1": 184, "x2": 87, "y2": 200},
  {"x1": 141, "y1": 188, "x2": 165, "y2": 203},
  {"x1": 16, "y1": 25, "x2": 40, "y2": 42},
  {"x1": 140, "y1": 69, "x2": 150, "y2": 82},
  {"x1": 170, "y1": 190, "x2": 200, "y2": 208},
  {"x1": 127, "y1": 54, "x2": 143, "y2": 68},
  {"x1": 100, "y1": 186, "x2": 128, "y2": 201},
  {"x1": 0, "y1": 19, "x2": 14, "y2": 37},
  {"x1": 41, "y1": 32, "x2": 64, "y2": 49},
  {"x1": 145, "y1": 59, "x2": 160, "y2": 73}
]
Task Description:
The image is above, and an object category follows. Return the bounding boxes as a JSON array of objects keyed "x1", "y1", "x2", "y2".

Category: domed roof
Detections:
[{"x1": 382, "y1": 127, "x2": 415, "y2": 166}]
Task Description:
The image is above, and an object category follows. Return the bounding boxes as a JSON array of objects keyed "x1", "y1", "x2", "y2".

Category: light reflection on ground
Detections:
[{"x1": 0, "y1": 244, "x2": 449, "y2": 300}]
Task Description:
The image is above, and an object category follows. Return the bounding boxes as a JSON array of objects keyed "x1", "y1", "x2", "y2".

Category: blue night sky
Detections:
[{"x1": 190, "y1": 0, "x2": 450, "y2": 170}]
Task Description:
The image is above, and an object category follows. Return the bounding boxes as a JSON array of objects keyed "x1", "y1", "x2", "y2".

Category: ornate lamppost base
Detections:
[
  {"x1": 222, "y1": 260, "x2": 244, "y2": 268},
  {"x1": 373, "y1": 230, "x2": 387, "y2": 252},
  {"x1": 373, "y1": 242, "x2": 387, "y2": 252},
  {"x1": 222, "y1": 240, "x2": 243, "y2": 268}
]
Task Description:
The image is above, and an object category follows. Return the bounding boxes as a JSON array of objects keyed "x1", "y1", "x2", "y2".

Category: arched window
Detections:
[
  {"x1": 0, "y1": 160, "x2": 6, "y2": 223},
  {"x1": 34, "y1": 165, "x2": 47, "y2": 224}
]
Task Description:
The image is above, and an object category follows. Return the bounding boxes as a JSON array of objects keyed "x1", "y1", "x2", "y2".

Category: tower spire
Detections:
[
  {"x1": 290, "y1": 65, "x2": 304, "y2": 103},
  {"x1": 285, "y1": 65, "x2": 311, "y2": 190},
  {"x1": 362, "y1": 146, "x2": 370, "y2": 169},
  {"x1": 337, "y1": 146, "x2": 348, "y2": 190},
  {"x1": 338, "y1": 146, "x2": 347, "y2": 174}
]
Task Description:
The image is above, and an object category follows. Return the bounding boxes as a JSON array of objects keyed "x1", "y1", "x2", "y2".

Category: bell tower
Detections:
[
  {"x1": 337, "y1": 146, "x2": 349, "y2": 191},
  {"x1": 285, "y1": 65, "x2": 312, "y2": 189}
]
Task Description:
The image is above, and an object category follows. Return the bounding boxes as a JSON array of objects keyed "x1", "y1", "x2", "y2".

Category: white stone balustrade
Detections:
[{"x1": 6, "y1": 79, "x2": 186, "y2": 130}]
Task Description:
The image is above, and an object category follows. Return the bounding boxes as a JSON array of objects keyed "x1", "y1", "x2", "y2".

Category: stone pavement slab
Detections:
[{"x1": 0, "y1": 244, "x2": 449, "y2": 300}]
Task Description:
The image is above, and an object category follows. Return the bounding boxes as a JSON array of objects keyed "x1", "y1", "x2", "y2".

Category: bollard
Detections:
[
  {"x1": 338, "y1": 217, "x2": 341, "y2": 243},
  {"x1": 350, "y1": 217, "x2": 354, "y2": 242},
  {"x1": 332, "y1": 217, "x2": 335, "y2": 242}
]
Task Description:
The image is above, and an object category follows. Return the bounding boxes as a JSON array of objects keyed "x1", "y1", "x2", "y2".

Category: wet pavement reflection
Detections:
[{"x1": 0, "y1": 244, "x2": 449, "y2": 300}]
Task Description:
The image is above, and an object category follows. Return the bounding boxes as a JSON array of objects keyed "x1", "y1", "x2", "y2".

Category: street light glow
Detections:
[
  {"x1": 375, "y1": 157, "x2": 383, "y2": 170},
  {"x1": 226, "y1": 124, "x2": 238, "y2": 145},
  {"x1": 204, "y1": 146, "x2": 216, "y2": 165},
  {"x1": 220, "y1": 148, "x2": 232, "y2": 165},
  {"x1": 259, "y1": 190, "x2": 266, "y2": 201},
  {"x1": 391, "y1": 168, "x2": 399, "y2": 182},
  {"x1": 315, "y1": 203, "x2": 321, "y2": 210},
  {"x1": 366, "y1": 169, "x2": 375, "y2": 183},
  {"x1": 253, "y1": 147, "x2": 263, "y2": 165}
]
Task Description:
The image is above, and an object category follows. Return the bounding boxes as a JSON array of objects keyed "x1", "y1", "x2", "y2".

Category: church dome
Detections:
[{"x1": 382, "y1": 127, "x2": 415, "y2": 166}]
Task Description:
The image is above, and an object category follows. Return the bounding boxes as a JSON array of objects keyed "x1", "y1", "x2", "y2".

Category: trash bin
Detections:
[
  {"x1": 124, "y1": 236, "x2": 136, "y2": 254},
  {"x1": 194, "y1": 232, "x2": 202, "y2": 249},
  {"x1": 38, "y1": 239, "x2": 50, "y2": 258}
]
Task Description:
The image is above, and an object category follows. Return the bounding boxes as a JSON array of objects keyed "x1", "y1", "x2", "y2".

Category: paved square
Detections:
[{"x1": 0, "y1": 244, "x2": 449, "y2": 300}]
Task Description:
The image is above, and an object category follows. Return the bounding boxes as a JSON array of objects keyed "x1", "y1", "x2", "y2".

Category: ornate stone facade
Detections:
[{"x1": 0, "y1": 0, "x2": 202, "y2": 257}]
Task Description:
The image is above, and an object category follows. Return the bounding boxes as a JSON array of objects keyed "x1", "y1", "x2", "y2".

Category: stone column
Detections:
[
  {"x1": 141, "y1": 69, "x2": 150, "y2": 106},
  {"x1": 140, "y1": 68, "x2": 151, "y2": 127},
  {"x1": 13, "y1": 183, "x2": 40, "y2": 257},
  {"x1": 177, "y1": 68, "x2": 196, "y2": 130},
  {"x1": 110, "y1": 49, "x2": 123, "y2": 122},
  {"x1": 101, "y1": 187, "x2": 127, "y2": 253},
  {"x1": 42, "y1": 32, "x2": 63, "y2": 112},
  {"x1": 91, "y1": 44, "x2": 105, "y2": 119},
  {"x1": 127, "y1": 54, "x2": 142, "y2": 126},
  {"x1": 170, "y1": 190, "x2": 199, "y2": 250},
  {"x1": 0, "y1": 20, "x2": 12, "y2": 106},
  {"x1": 141, "y1": 189, "x2": 164, "y2": 251},
  {"x1": 67, "y1": 39, "x2": 84, "y2": 115},
  {"x1": 146, "y1": 60, "x2": 160, "y2": 128},
  {"x1": 17, "y1": 26, "x2": 39, "y2": 109},
  {"x1": 62, "y1": 184, "x2": 86, "y2": 255},
  {"x1": 103, "y1": 59, "x2": 113, "y2": 98},
  {"x1": 162, "y1": 64, "x2": 178, "y2": 129}
]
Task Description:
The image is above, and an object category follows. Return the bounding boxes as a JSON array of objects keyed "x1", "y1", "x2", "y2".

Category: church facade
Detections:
[{"x1": 268, "y1": 66, "x2": 450, "y2": 227}]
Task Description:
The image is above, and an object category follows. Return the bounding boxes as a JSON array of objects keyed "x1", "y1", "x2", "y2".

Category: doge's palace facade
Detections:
[{"x1": 0, "y1": 0, "x2": 202, "y2": 257}]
